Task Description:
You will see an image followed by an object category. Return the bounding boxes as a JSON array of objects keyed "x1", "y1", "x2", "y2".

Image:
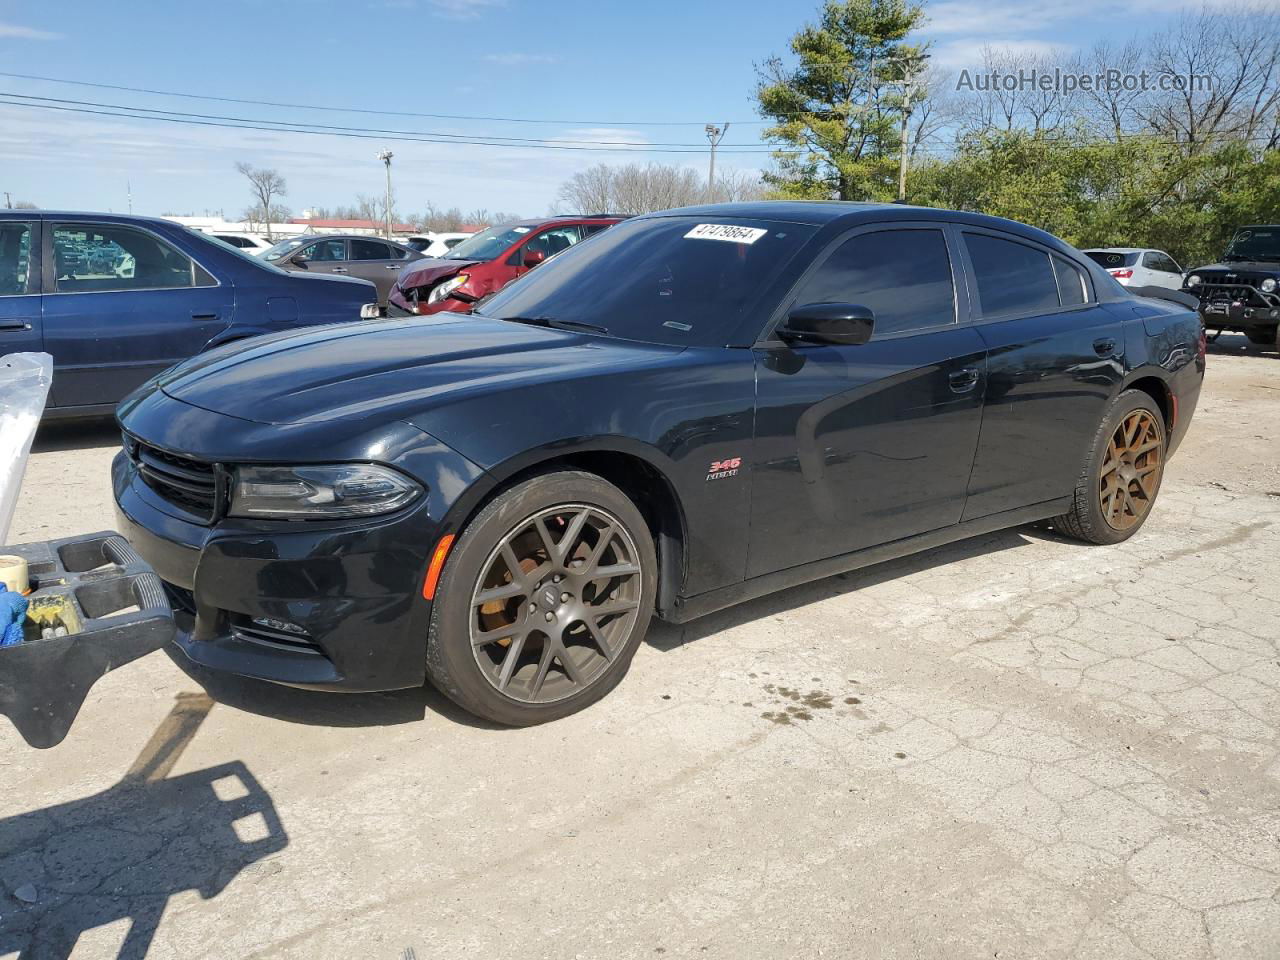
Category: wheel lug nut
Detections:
[
  {"x1": 560, "y1": 592, "x2": 569, "y2": 603},
  {"x1": 544, "y1": 612, "x2": 554, "y2": 622},
  {"x1": 528, "y1": 603, "x2": 536, "y2": 613},
  {"x1": 553, "y1": 574, "x2": 562, "y2": 583}
]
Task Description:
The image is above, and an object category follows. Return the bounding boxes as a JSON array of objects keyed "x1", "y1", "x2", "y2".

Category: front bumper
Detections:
[{"x1": 112, "y1": 451, "x2": 440, "y2": 692}]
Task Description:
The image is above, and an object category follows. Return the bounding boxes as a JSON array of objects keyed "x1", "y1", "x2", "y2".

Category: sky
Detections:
[{"x1": 0, "y1": 0, "x2": 1248, "y2": 220}]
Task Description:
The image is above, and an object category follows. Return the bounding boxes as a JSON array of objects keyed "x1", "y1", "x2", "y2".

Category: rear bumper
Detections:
[{"x1": 112, "y1": 451, "x2": 439, "y2": 692}]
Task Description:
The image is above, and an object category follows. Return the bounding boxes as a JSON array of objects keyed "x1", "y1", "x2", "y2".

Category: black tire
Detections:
[
  {"x1": 1050, "y1": 390, "x2": 1167, "y2": 545},
  {"x1": 1244, "y1": 326, "x2": 1276, "y2": 346},
  {"x1": 425, "y1": 470, "x2": 657, "y2": 726}
]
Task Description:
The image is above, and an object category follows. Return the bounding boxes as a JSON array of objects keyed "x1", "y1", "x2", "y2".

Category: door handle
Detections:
[
  {"x1": 331, "y1": 267, "x2": 348, "y2": 273},
  {"x1": 949, "y1": 368, "x2": 980, "y2": 393},
  {"x1": 384, "y1": 264, "x2": 402, "y2": 270},
  {"x1": 0, "y1": 319, "x2": 33, "y2": 331},
  {"x1": 1093, "y1": 337, "x2": 1117, "y2": 357},
  {"x1": 191, "y1": 312, "x2": 219, "y2": 321}
]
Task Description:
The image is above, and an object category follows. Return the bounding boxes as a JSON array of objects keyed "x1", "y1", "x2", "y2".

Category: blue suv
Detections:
[{"x1": 0, "y1": 212, "x2": 376, "y2": 419}]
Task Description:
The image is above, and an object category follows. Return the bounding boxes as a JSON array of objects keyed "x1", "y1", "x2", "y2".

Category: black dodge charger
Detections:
[{"x1": 114, "y1": 202, "x2": 1205, "y2": 726}]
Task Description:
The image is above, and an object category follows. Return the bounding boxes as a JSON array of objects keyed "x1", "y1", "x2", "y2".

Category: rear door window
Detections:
[
  {"x1": 52, "y1": 224, "x2": 197, "y2": 292},
  {"x1": 351, "y1": 238, "x2": 392, "y2": 260},
  {"x1": 964, "y1": 233, "x2": 1060, "y2": 317}
]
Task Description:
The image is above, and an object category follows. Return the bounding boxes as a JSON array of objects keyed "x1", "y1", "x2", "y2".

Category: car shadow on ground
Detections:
[
  {"x1": 1205, "y1": 332, "x2": 1277, "y2": 357},
  {"x1": 31, "y1": 418, "x2": 121, "y2": 454},
  {"x1": 0, "y1": 693, "x2": 287, "y2": 960},
  {"x1": 646, "y1": 524, "x2": 1049, "y2": 652},
  {"x1": 164, "y1": 648, "x2": 507, "y2": 731}
]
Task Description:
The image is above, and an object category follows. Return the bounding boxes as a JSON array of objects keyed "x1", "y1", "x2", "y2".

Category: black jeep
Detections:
[{"x1": 1184, "y1": 225, "x2": 1280, "y2": 349}]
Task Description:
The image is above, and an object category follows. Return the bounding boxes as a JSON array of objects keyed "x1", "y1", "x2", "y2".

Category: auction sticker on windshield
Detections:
[{"x1": 684, "y1": 223, "x2": 768, "y2": 244}]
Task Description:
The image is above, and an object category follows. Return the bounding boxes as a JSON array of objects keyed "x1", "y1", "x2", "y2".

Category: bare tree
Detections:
[
  {"x1": 1142, "y1": 7, "x2": 1280, "y2": 152},
  {"x1": 559, "y1": 162, "x2": 764, "y2": 214},
  {"x1": 1078, "y1": 39, "x2": 1150, "y2": 141},
  {"x1": 235, "y1": 162, "x2": 287, "y2": 240},
  {"x1": 12, "y1": 200, "x2": 37, "y2": 210}
]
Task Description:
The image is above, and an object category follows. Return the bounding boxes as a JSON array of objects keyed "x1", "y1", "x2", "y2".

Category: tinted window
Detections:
[
  {"x1": 1053, "y1": 256, "x2": 1087, "y2": 305},
  {"x1": 351, "y1": 238, "x2": 392, "y2": 260},
  {"x1": 965, "y1": 233, "x2": 1060, "y2": 316},
  {"x1": 52, "y1": 224, "x2": 195, "y2": 293},
  {"x1": 480, "y1": 216, "x2": 817, "y2": 347},
  {"x1": 0, "y1": 222, "x2": 33, "y2": 296},
  {"x1": 793, "y1": 229, "x2": 955, "y2": 336},
  {"x1": 1146, "y1": 252, "x2": 1179, "y2": 273},
  {"x1": 302, "y1": 239, "x2": 346, "y2": 262}
]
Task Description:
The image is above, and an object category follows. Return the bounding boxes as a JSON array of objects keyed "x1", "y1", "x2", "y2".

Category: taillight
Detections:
[{"x1": 1109, "y1": 269, "x2": 1133, "y2": 280}]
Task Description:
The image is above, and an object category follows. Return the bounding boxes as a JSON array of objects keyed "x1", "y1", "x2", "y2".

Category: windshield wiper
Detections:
[{"x1": 499, "y1": 316, "x2": 609, "y2": 335}]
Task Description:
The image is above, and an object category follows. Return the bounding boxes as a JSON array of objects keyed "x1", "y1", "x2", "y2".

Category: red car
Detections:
[{"x1": 387, "y1": 215, "x2": 620, "y2": 316}]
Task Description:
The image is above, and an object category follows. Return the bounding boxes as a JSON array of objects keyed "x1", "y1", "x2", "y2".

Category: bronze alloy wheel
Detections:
[
  {"x1": 469, "y1": 503, "x2": 643, "y2": 704},
  {"x1": 1099, "y1": 409, "x2": 1164, "y2": 531}
]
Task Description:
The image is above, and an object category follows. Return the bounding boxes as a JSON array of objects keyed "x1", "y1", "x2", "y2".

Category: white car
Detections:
[
  {"x1": 399, "y1": 232, "x2": 475, "y2": 258},
  {"x1": 1081, "y1": 247, "x2": 1184, "y2": 289},
  {"x1": 207, "y1": 232, "x2": 275, "y2": 256}
]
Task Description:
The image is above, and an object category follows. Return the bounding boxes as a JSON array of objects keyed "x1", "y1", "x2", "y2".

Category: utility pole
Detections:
[
  {"x1": 127, "y1": 180, "x2": 133, "y2": 214},
  {"x1": 3, "y1": 192, "x2": 10, "y2": 210},
  {"x1": 704, "y1": 123, "x2": 729, "y2": 200},
  {"x1": 377, "y1": 149, "x2": 394, "y2": 239},
  {"x1": 892, "y1": 57, "x2": 926, "y2": 202}
]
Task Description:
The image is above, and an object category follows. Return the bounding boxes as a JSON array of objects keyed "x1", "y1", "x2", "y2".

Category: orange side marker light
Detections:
[{"x1": 422, "y1": 534, "x2": 456, "y2": 600}]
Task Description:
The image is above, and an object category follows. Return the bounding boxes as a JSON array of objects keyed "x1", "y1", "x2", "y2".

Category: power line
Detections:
[
  {"x1": 0, "y1": 96, "x2": 785, "y2": 154},
  {"x1": 0, "y1": 91, "x2": 774, "y2": 150},
  {"x1": 0, "y1": 70, "x2": 773, "y2": 127}
]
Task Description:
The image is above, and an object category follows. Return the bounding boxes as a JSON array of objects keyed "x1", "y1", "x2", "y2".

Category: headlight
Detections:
[
  {"x1": 1187, "y1": 274, "x2": 1202, "y2": 287},
  {"x1": 229, "y1": 464, "x2": 421, "y2": 519},
  {"x1": 1261, "y1": 278, "x2": 1277, "y2": 293},
  {"x1": 426, "y1": 273, "x2": 469, "y2": 305}
]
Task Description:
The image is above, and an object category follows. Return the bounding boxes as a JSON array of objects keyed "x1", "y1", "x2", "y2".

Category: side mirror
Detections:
[
  {"x1": 777, "y1": 303, "x2": 874, "y2": 346},
  {"x1": 291, "y1": 253, "x2": 309, "y2": 266},
  {"x1": 523, "y1": 249, "x2": 547, "y2": 269}
]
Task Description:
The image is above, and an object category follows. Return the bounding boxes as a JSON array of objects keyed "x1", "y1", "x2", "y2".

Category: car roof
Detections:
[
  {"x1": 0, "y1": 210, "x2": 177, "y2": 227},
  {"x1": 636, "y1": 201, "x2": 1078, "y2": 251}
]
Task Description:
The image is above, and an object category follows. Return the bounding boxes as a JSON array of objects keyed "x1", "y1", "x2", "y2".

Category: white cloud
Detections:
[
  {"x1": 0, "y1": 21, "x2": 62, "y2": 40},
  {"x1": 427, "y1": 0, "x2": 506, "y2": 19},
  {"x1": 481, "y1": 52, "x2": 559, "y2": 65},
  {"x1": 931, "y1": 38, "x2": 1075, "y2": 71}
]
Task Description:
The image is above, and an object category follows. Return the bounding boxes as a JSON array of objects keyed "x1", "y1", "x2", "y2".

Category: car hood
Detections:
[
  {"x1": 156, "y1": 315, "x2": 682, "y2": 426},
  {"x1": 1194, "y1": 261, "x2": 1280, "y2": 275},
  {"x1": 396, "y1": 257, "x2": 480, "y2": 289}
]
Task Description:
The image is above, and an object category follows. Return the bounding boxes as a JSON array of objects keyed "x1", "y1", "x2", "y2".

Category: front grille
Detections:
[{"x1": 126, "y1": 434, "x2": 221, "y2": 522}]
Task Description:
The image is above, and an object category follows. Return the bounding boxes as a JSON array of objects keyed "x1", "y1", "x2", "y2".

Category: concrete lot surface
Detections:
[{"x1": 3, "y1": 336, "x2": 1279, "y2": 959}]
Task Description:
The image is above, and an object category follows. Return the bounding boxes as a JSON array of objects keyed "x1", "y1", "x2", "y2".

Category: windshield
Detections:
[
  {"x1": 184, "y1": 228, "x2": 288, "y2": 274},
  {"x1": 477, "y1": 216, "x2": 818, "y2": 347},
  {"x1": 442, "y1": 223, "x2": 531, "y2": 261},
  {"x1": 262, "y1": 237, "x2": 310, "y2": 261},
  {"x1": 1084, "y1": 251, "x2": 1139, "y2": 268},
  {"x1": 1224, "y1": 227, "x2": 1280, "y2": 262}
]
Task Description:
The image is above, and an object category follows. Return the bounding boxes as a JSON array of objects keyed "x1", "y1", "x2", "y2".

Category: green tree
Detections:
[{"x1": 755, "y1": 0, "x2": 928, "y2": 201}]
